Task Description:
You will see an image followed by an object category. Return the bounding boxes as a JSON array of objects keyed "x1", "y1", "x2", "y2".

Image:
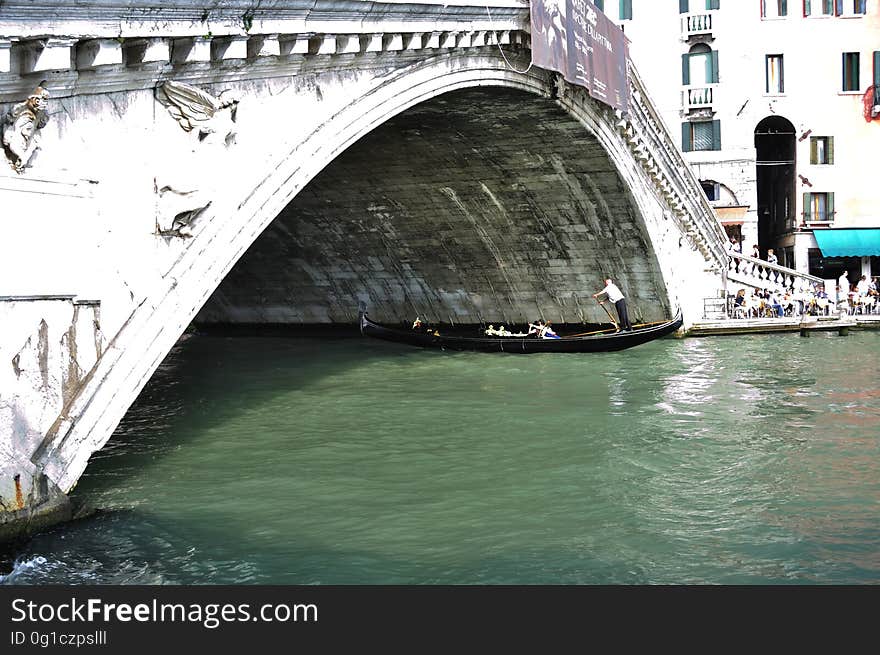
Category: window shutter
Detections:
[
  {"x1": 595, "y1": 0, "x2": 604, "y2": 10},
  {"x1": 873, "y1": 51, "x2": 880, "y2": 86},
  {"x1": 803, "y1": 192, "x2": 812, "y2": 220},
  {"x1": 835, "y1": 0, "x2": 842, "y2": 15},
  {"x1": 804, "y1": 0, "x2": 811, "y2": 15},
  {"x1": 682, "y1": 123, "x2": 693, "y2": 152},
  {"x1": 827, "y1": 137, "x2": 834, "y2": 165},
  {"x1": 779, "y1": 55, "x2": 784, "y2": 92},
  {"x1": 810, "y1": 137, "x2": 817, "y2": 164},
  {"x1": 828, "y1": 192, "x2": 834, "y2": 221},
  {"x1": 706, "y1": 0, "x2": 720, "y2": 9},
  {"x1": 682, "y1": 53, "x2": 690, "y2": 85},
  {"x1": 781, "y1": 0, "x2": 788, "y2": 15},
  {"x1": 620, "y1": 0, "x2": 632, "y2": 20},
  {"x1": 709, "y1": 50, "x2": 719, "y2": 83},
  {"x1": 680, "y1": 0, "x2": 689, "y2": 13},
  {"x1": 711, "y1": 120, "x2": 721, "y2": 150}
]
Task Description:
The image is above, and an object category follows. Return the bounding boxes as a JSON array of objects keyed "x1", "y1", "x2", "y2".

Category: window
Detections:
[
  {"x1": 682, "y1": 120, "x2": 721, "y2": 151},
  {"x1": 762, "y1": 0, "x2": 788, "y2": 17},
  {"x1": 700, "y1": 180, "x2": 720, "y2": 201},
  {"x1": 810, "y1": 136, "x2": 834, "y2": 164},
  {"x1": 680, "y1": 0, "x2": 688, "y2": 11},
  {"x1": 835, "y1": 0, "x2": 866, "y2": 14},
  {"x1": 619, "y1": 0, "x2": 632, "y2": 19},
  {"x1": 766, "y1": 55, "x2": 784, "y2": 94},
  {"x1": 842, "y1": 52, "x2": 860, "y2": 91},
  {"x1": 874, "y1": 51, "x2": 880, "y2": 86},
  {"x1": 803, "y1": 192, "x2": 835, "y2": 223},
  {"x1": 803, "y1": 0, "x2": 834, "y2": 16},
  {"x1": 682, "y1": 44, "x2": 719, "y2": 85}
]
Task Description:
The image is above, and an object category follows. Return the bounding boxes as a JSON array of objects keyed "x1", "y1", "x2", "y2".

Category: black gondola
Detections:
[{"x1": 359, "y1": 307, "x2": 683, "y2": 353}]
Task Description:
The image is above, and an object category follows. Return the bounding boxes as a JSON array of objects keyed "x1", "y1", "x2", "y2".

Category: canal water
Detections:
[{"x1": 2, "y1": 330, "x2": 879, "y2": 584}]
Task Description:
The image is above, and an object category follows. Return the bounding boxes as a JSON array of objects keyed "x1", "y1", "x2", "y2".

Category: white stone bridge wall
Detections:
[{"x1": 0, "y1": 0, "x2": 729, "y2": 538}]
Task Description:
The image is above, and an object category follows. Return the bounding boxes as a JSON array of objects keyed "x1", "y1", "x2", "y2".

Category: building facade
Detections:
[{"x1": 594, "y1": 0, "x2": 880, "y2": 287}]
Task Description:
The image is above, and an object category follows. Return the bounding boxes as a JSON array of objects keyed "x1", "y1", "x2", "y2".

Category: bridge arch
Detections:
[{"x1": 30, "y1": 51, "x2": 723, "y2": 509}]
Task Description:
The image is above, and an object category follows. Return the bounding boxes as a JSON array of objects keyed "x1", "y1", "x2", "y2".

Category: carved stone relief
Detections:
[
  {"x1": 155, "y1": 80, "x2": 239, "y2": 145},
  {"x1": 2, "y1": 82, "x2": 50, "y2": 172},
  {"x1": 154, "y1": 180, "x2": 212, "y2": 239}
]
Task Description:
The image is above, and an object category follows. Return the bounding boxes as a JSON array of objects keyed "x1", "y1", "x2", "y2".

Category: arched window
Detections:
[{"x1": 682, "y1": 44, "x2": 719, "y2": 86}]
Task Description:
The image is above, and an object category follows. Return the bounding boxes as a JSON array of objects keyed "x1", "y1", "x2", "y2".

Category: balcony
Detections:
[
  {"x1": 681, "y1": 12, "x2": 714, "y2": 39},
  {"x1": 682, "y1": 85, "x2": 716, "y2": 111}
]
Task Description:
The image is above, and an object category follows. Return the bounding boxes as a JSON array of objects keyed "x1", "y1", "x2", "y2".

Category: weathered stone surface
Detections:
[{"x1": 198, "y1": 88, "x2": 666, "y2": 326}]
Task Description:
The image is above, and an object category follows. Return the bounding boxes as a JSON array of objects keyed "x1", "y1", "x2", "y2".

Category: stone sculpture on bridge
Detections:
[
  {"x1": 2, "y1": 82, "x2": 50, "y2": 173},
  {"x1": 155, "y1": 80, "x2": 239, "y2": 145}
]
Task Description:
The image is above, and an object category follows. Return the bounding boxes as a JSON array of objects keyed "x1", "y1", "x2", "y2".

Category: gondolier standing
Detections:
[{"x1": 593, "y1": 278, "x2": 632, "y2": 332}]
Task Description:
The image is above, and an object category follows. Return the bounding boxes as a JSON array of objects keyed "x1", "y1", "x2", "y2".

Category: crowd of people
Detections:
[
  {"x1": 726, "y1": 237, "x2": 880, "y2": 317},
  {"x1": 730, "y1": 274, "x2": 880, "y2": 319}
]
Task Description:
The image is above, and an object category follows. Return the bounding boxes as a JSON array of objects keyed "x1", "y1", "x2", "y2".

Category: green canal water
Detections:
[{"x1": 2, "y1": 330, "x2": 879, "y2": 584}]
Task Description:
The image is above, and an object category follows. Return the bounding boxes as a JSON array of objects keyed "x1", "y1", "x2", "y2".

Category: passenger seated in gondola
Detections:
[
  {"x1": 541, "y1": 322, "x2": 560, "y2": 339},
  {"x1": 528, "y1": 320, "x2": 560, "y2": 339},
  {"x1": 414, "y1": 316, "x2": 440, "y2": 335}
]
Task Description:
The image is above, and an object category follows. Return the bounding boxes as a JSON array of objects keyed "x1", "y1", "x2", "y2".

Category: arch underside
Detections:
[{"x1": 198, "y1": 87, "x2": 668, "y2": 327}]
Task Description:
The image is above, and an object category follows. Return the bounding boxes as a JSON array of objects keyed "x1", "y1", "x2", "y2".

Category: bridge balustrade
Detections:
[{"x1": 727, "y1": 253, "x2": 825, "y2": 296}]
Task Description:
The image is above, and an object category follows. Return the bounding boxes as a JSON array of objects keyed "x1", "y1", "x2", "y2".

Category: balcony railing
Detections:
[
  {"x1": 681, "y1": 12, "x2": 713, "y2": 38},
  {"x1": 682, "y1": 85, "x2": 715, "y2": 110}
]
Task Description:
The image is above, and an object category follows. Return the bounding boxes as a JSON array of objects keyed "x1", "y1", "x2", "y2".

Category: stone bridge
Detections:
[{"x1": 0, "y1": 0, "x2": 732, "y2": 539}]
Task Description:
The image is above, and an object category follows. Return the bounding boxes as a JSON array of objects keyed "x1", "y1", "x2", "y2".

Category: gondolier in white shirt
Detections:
[{"x1": 592, "y1": 278, "x2": 632, "y2": 332}]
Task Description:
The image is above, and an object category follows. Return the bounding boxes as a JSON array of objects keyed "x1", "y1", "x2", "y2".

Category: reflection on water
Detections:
[{"x1": 3, "y1": 330, "x2": 880, "y2": 584}]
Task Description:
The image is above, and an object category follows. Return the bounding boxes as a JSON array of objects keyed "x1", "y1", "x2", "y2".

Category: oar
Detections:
[{"x1": 597, "y1": 300, "x2": 619, "y2": 331}]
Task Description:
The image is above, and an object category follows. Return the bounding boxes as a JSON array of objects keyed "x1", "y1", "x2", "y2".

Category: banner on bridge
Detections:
[{"x1": 529, "y1": 0, "x2": 630, "y2": 113}]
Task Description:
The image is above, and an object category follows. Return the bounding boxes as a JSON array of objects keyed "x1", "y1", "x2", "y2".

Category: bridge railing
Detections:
[
  {"x1": 618, "y1": 63, "x2": 730, "y2": 271},
  {"x1": 727, "y1": 253, "x2": 826, "y2": 295}
]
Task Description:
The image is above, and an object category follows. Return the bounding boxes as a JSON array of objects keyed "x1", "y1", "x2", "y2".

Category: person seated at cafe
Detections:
[
  {"x1": 767, "y1": 290, "x2": 784, "y2": 318},
  {"x1": 732, "y1": 289, "x2": 747, "y2": 317},
  {"x1": 815, "y1": 286, "x2": 830, "y2": 315}
]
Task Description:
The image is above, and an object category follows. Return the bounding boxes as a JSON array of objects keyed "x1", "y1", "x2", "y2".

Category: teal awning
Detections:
[{"x1": 813, "y1": 229, "x2": 880, "y2": 257}]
